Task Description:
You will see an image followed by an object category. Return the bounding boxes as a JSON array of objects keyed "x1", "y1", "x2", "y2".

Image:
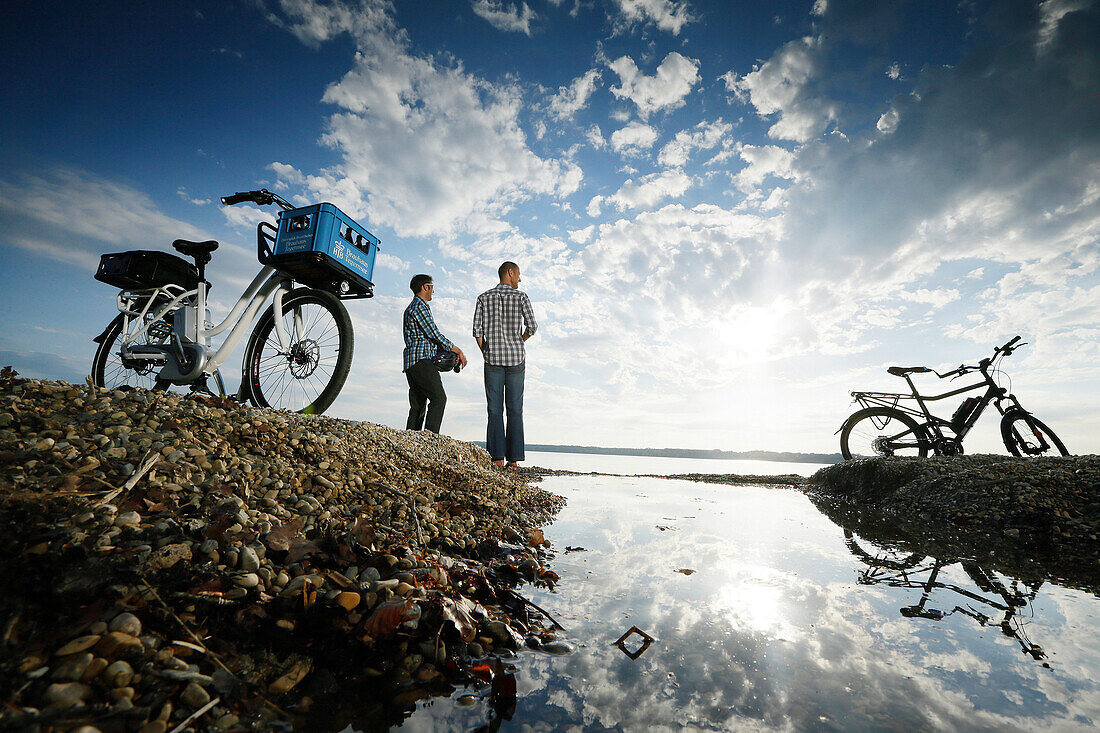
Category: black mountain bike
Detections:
[{"x1": 838, "y1": 336, "x2": 1069, "y2": 459}]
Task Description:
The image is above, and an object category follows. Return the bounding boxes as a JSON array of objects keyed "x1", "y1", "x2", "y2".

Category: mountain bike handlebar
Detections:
[
  {"x1": 220, "y1": 189, "x2": 294, "y2": 211},
  {"x1": 926, "y1": 335, "x2": 1025, "y2": 380}
]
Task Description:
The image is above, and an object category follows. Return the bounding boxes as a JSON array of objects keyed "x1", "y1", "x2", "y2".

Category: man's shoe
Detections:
[
  {"x1": 506, "y1": 461, "x2": 519, "y2": 468},
  {"x1": 493, "y1": 459, "x2": 506, "y2": 468}
]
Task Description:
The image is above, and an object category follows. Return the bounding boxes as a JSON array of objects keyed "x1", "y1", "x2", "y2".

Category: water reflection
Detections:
[
  {"x1": 384, "y1": 475, "x2": 1100, "y2": 731},
  {"x1": 845, "y1": 529, "x2": 1046, "y2": 661}
]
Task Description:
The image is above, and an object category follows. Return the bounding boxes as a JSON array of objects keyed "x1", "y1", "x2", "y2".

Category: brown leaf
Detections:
[
  {"x1": 347, "y1": 516, "x2": 377, "y2": 547},
  {"x1": 362, "y1": 598, "x2": 419, "y2": 638},
  {"x1": 528, "y1": 528, "x2": 545, "y2": 546},
  {"x1": 265, "y1": 517, "x2": 305, "y2": 552},
  {"x1": 286, "y1": 538, "x2": 323, "y2": 563}
]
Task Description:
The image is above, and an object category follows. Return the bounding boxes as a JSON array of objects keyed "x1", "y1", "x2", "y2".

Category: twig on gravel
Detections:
[
  {"x1": 97, "y1": 450, "x2": 159, "y2": 505},
  {"x1": 168, "y1": 697, "x2": 221, "y2": 733}
]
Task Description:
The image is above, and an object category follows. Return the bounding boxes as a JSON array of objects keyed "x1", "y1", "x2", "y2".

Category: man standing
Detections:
[
  {"x1": 403, "y1": 274, "x2": 466, "y2": 433},
  {"x1": 472, "y1": 261, "x2": 537, "y2": 467}
]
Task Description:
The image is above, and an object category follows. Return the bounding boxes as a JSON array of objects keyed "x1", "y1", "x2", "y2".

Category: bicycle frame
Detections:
[
  {"x1": 851, "y1": 357, "x2": 1021, "y2": 445},
  {"x1": 113, "y1": 265, "x2": 295, "y2": 385}
]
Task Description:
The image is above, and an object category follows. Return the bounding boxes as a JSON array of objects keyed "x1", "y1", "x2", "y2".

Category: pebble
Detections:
[
  {"x1": 109, "y1": 612, "x2": 142, "y2": 637},
  {"x1": 181, "y1": 680, "x2": 212, "y2": 708},
  {"x1": 56, "y1": 635, "x2": 101, "y2": 656}
]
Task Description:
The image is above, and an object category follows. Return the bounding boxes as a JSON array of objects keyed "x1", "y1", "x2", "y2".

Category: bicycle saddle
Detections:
[
  {"x1": 887, "y1": 366, "x2": 931, "y2": 376},
  {"x1": 173, "y1": 239, "x2": 219, "y2": 258}
]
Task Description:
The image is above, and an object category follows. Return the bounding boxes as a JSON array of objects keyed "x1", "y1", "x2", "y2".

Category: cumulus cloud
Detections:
[
  {"x1": 610, "y1": 0, "x2": 695, "y2": 35},
  {"x1": 607, "y1": 169, "x2": 692, "y2": 210},
  {"x1": 548, "y1": 68, "x2": 601, "y2": 120},
  {"x1": 471, "y1": 0, "x2": 537, "y2": 35},
  {"x1": 733, "y1": 144, "x2": 796, "y2": 192},
  {"x1": 657, "y1": 119, "x2": 732, "y2": 167},
  {"x1": 609, "y1": 52, "x2": 700, "y2": 118},
  {"x1": 609, "y1": 121, "x2": 658, "y2": 152},
  {"x1": 265, "y1": 0, "x2": 581, "y2": 238},
  {"x1": 722, "y1": 36, "x2": 836, "y2": 141}
]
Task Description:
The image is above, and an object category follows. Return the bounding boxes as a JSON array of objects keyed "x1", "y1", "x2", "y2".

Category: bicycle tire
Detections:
[
  {"x1": 1000, "y1": 411, "x2": 1068, "y2": 457},
  {"x1": 91, "y1": 314, "x2": 170, "y2": 392},
  {"x1": 840, "y1": 407, "x2": 929, "y2": 460},
  {"x1": 242, "y1": 288, "x2": 353, "y2": 415}
]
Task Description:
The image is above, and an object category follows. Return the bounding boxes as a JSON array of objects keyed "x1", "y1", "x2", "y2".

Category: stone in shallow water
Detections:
[{"x1": 56, "y1": 635, "x2": 100, "y2": 656}]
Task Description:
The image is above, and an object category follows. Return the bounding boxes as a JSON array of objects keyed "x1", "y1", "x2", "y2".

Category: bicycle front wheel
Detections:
[
  {"x1": 840, "y1": 407, "x2": 929, "y2": 460},
  {"x1": 1000, "y1": 412, "x2": 1068, "y2": 457},
  {"x1": 242, "y1": 288, "x2": 353, "y2": 415},
  {"x1": 91, "y1": 314, "x2": 170, "y2": 392}
]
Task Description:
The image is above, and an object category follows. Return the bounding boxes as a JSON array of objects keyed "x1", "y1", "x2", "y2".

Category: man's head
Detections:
[
  {"x1": 498, "y1": 261, "x2": 520, "y2": 289},
  {"x1": 410, "y1": 273, "x2": 433, "y2": 301}
]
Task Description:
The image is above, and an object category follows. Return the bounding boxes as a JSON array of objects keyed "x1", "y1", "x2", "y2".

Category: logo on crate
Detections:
[{"x1": 333, "y1": 242, "x2": 345, "y2": 260}]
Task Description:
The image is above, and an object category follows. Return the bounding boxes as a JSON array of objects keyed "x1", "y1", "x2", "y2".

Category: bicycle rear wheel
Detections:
[
  {"x1": 91, "y1": 314, "x2": 171, "y2": 392},
  {"x1": 840, "y1": 407, "x2": 929, "y2": 460},
  {"x1": 1000, "y1": 412, "x2": 1068, "y2": 457},
  {"x1": 242, "y1": 288, "x2": 353, "y2": 415}
]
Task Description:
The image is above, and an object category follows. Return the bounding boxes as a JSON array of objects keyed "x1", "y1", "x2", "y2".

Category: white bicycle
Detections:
[{"x1": 91, "y1": 189, "x2": 380, "y2": 415}]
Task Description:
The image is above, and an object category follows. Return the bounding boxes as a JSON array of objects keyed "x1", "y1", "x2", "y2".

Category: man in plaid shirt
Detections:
[
  {"x1": 403, "y1": 273, "x2": 466, "y2": 433},
  {"x1": 472, "y1": 261, "x2": 538, "y2": 467}
]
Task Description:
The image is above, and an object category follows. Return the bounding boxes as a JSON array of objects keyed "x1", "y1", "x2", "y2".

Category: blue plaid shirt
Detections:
[{"x1": 402, "y1": 296, "x2": 455, "y2": 372}]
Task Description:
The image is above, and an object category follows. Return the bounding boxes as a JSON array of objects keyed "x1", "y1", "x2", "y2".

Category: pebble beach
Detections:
[{"x1": 0, "y1": 375, "x2": 565, "y2": 731}]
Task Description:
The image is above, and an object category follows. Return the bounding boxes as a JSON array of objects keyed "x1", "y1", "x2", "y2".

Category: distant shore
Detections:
[{"x1": 476, "y1": 442, "x2": 842, "y2": 464}]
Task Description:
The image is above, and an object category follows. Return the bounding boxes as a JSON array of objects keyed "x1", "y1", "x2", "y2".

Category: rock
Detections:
[
  {"x1": 232, "y1": 573, "x2": 261, "y2": 588},
  {"x1": 181, "y1": 680, "x2": 212, "y2": 708},
  {"x1": 42, "y1": 681, "x2": 93, "y2": 707},
  {"x1": 102, "y1": 660, "x2": 134, "y2": 687},
  {"x1": 239, "y1": 545, "x2": 261, "y2": 571},
  {"x1": 95, "y1": 631, "x2": 143, "y2": 658},
  {"x1": 114, "y1": 511, "x2": 141, "y2": 528},
  {"x1": 56, "y1": 635, "x2": 101, "y2": 656},
  {"x1": 336, "y1": 592, "x2": 361, "y2": 611},
  {"x1": 269, "y1": 659, "x2": 312, "y2": 694},
  {"x1": 149, "y1": 542, "x2": 192, "y2": 570},
  {"x1": 52, "y1": 652, "x2": 94, "y2": 681},
  {"x1": 109, "y1": 612, "x2": 142, "y2": 637}
]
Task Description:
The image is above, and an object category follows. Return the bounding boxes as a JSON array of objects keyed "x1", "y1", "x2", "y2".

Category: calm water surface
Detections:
[{"x1": 379, "y1": 470, "x2": 1100, "y2": 731}]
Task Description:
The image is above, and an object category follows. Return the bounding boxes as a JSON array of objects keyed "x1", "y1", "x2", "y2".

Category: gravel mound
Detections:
[{"x1": 0, "y1": 375, "x2": 565, "y2": 731}]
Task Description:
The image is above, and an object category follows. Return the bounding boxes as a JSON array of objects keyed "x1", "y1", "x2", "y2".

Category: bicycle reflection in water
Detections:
[{"x1": 844, "y1": 530, "x2": 1047, "y2": 662}]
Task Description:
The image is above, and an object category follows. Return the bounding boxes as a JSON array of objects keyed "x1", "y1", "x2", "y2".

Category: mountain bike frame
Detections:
[
  {"x1": 846, "y1": 336, "x2": 1042, "y2": 454},
  {"x1": 98, "y1": 266, "x2": 298, "y2": 387}
]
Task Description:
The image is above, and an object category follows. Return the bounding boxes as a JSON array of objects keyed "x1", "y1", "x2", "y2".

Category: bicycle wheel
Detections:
[
  {"x1": 1000, "y1": 412, "x2": 1068, "y2": 457},
  {"x1": 91, "y1": 314, "x2": 172, "y2": 392},
  {"x1": 242, "y1": 288, "x2": 353, "y2": 415},
  {"x1": 840, "y1": 407, "x2": 929, "y2": 460}
]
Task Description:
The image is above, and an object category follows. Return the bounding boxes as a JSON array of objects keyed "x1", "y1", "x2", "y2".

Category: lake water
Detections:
[
  {"x1": 360, "y1": 456, "x2": 1100, "y2": 731},
  {"x1": 523, "y1": 450, "x2": 831, "y2": 477}
]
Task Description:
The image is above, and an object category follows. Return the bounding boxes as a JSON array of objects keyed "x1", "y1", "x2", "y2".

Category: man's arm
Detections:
[
  {"x1": 414, "y1": 302, "x2": 455, "y2": 351},
  {"x1": 472, "y1": 295, "x2": 486, "y2": 351},
  {"x1": 520, "y1": 292, "x2": 537, "y2": 341}
]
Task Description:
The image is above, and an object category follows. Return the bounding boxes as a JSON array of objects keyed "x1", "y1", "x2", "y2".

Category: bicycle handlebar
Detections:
[{"x1": 220, "y1": 189, "x2": 294, "y2": 210}]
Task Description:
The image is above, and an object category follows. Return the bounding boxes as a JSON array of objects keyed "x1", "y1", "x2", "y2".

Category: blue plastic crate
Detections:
[{"x1": 261, "y1": 203, "x2": 380, "y2": 298}]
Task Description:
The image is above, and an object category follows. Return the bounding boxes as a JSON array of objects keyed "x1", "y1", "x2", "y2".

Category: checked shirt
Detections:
[
  {"x1": 472, "y1": 283, "x2": 538, "y2": 366},
  {"x1": 402, "y1": 297, "x2": 455, "y2": 372}
]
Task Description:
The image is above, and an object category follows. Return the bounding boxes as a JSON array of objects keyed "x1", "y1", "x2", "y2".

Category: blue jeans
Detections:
[{"x1": 485, "y1": 362, "x2": 525, "y2": 462}]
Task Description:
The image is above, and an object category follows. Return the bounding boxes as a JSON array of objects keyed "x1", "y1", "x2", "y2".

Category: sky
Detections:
[{"x1": 1, "y1": 0, "x2": 1098, "y2": 454}]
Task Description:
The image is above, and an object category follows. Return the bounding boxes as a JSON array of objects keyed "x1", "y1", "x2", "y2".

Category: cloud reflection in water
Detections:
[{"x1": 401, "y1": 475, "x2": 1100, "y2": 732}]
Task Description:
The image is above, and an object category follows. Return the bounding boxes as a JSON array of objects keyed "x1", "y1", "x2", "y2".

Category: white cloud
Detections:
[
  {"x1": 657, "y1": 120, "x2": 732, "y2": 167},
  {"x1": 886, "y1": 62, "x2": 901, "y2": 80},
  {"x1": 610, "y1": 0, "x2": 695, "y2": 35},
  {"x1": 723, "y1": 36, "x2": 836, "y2": 141},
  {"x1": 586, "y1": 195, "x2": 605, "y2": 217},
  {"x1": 265, "y1": 0, "x2": 581, "y2": 238},
  {"x1": 471, "y1": 0, "x2": 537, "y2": 35},
  {"x1": 548, "y1": 68, "x2": 601, "y2": 120},
  {"x1": 607, "y1": 169, "x2": 692, "y2": 210},
  {"x1": 568, "y1": 225, "x2": 595, "y2": 244},
  {"x1": 0, "y1": 169, "x2": 213, "y2": 269},
  {"x1": 586, "y1": 124, "x2": 606, "y2": 148},
  {"x1": 733, "y1": 144, "x2": 795, "y2": 192},
  {"x1": 609, "y1": 52, "x2": 700, "y2": 118},
  {"x1": 609, "y1": 121, "x2": 658, "y2": 152}
]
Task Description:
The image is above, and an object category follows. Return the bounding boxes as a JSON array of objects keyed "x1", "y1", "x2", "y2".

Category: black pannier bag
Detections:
[{"x1": 95, "y1": 250, "x2": 200, "y2": 290}]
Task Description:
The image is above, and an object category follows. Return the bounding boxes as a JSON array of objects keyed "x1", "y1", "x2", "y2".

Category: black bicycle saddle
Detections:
[
  {"x1": 173, "y1": 239, "x2": 220, "y2": 257},
  {"x1": 887, "y1": 366, "x2": 931, "y2": 376}
]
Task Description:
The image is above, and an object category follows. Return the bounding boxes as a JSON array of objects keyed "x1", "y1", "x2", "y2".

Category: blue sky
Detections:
[{"x1": 1, "y1": 0, "x2": 1098, "y2": 454}]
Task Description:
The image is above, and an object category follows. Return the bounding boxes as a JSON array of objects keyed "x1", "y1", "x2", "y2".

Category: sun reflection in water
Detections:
[{"x1": 712, "y1": 571, "x2": 799, "y2": 638}]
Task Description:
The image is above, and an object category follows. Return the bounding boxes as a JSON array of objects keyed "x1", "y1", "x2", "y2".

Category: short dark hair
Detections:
[
  {"x1": 498, "y1": 261, "x2": 518, "y2": 280},
  {"x1": 410, "y1": 274, "x2": 432, "y2": 294}
]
